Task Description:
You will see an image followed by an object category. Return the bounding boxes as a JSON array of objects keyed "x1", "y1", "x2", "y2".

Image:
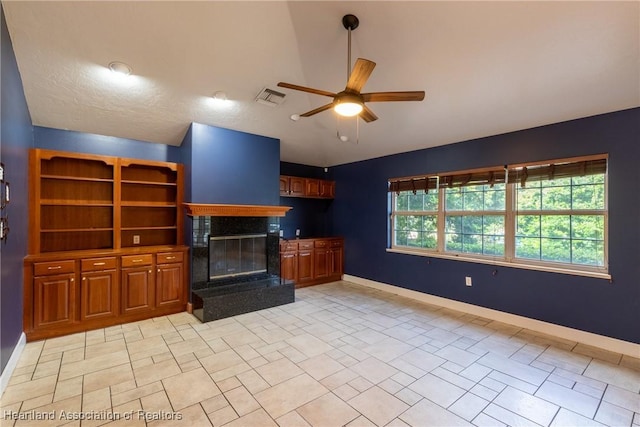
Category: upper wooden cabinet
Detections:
[
  {"x1": 280, "y1": 175, "x2": 335, "y2": 199},
  {"x1": 29, "y1": 149, "x2": 183, "y2": 254},
  {"x1": 280, "y1": 175, "x2": 305, "y2": 197}
]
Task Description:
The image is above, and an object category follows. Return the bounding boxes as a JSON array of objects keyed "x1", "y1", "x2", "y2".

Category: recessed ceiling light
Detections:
[
  {"x1": 108, "y1": 61, "x2": 132, "y2": 76},
  {"x1": 290, "y1": 114, "x2": 300, "y2": 121},
  {"x1": 213, "y1": 91, "x2": 228, "y2": 102}
]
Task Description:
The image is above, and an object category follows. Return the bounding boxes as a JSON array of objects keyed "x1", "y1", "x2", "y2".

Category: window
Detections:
[
  {"x1": 444, "y1": 183, "x2": 505, "y2": 256},
  {"x1": 389, "y1": 156, "x2": 608, "y2": 278},
  {"x1": 514, "y1": 174, "x2": 606, "y2": 266},
  {"x1": 393, "y1": 189, "x2": 438, "y2": 249}
]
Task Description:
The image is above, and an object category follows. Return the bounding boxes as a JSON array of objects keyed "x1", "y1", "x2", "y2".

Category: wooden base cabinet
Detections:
[
  {"x1": 121, "y1": 268, "x2": 154, "y2": 315},
  {"x1": 24, "y1": 247, "x2": 188, "y2": 341},
  {"x1": 279, "y1": 237, "x2": 343, "y2": 288},
  {"x1": 156, "y1": 252, "x2": 184, "y2": 308},
  {"x1": 34, "y1": 273, "x2": 75, "y2": 329}
]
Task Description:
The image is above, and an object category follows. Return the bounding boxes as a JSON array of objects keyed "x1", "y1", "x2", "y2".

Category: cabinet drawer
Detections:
[
  {"x1": 121, "y1": 254, "x2": 153, "y2": 268},
  {"x1": 314, "y1": 240, "x2": 328, "y2": 249},
  {"x1": 34, "y1": 260, "x2": 75, "y2": 276},
  {"x1": 330, "y1": 239, "x2": 343, "y2": 248},
  {"x1": 157, "y1": 252, "x2": 183, "y2": 264},
  {"x1": 298, "y1": 240, "x2": 314, "y2": 250},
  {"x1": 280, "y1": 241, "x2": 298, "y2": 252},
  {"x1": 81, "y1": 257, "x2": 117, "y2": 272}
]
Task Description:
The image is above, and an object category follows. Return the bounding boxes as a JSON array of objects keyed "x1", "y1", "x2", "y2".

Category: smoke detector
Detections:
[{"x1": 255, "y1": 88, "x2": 286, "y2": 107}]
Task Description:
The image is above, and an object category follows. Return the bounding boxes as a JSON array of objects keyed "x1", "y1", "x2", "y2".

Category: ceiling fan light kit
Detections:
[
  {"x1": 334, "y1": 94, "x2": 363, "y2": 117},
  {"x1": 278, "y1": 14, "x2": 425, "y2": 124}
]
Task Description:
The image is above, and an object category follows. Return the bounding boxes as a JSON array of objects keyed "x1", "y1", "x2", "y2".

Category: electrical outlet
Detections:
[
  {"x1": 295, "y1": 229, "x2": 300, "y2": 237},
  {"x1": 465, "y1": 276, "x2": 472, "y2": 286},
  {"x1": 133, "y1": 235, "x2": 140, "y2": 244}
]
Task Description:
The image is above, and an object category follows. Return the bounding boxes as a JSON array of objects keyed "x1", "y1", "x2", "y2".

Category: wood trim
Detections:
[{"x1": 184, "y1": 203, "x2": 292, "y2": 217}]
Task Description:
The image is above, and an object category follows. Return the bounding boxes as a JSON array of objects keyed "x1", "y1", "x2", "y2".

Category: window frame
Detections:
[{"x1": 388, "y1": 155, "x2": 610, "y2": 280}]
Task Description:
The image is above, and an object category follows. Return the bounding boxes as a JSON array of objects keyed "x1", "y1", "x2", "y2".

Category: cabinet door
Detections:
[
  {"x1": 297, "y1": 250, "x2": 314, "y2": 284},
  {"x1": 329, "y1": 247, "x2": 344, "y2": 278},
  {"x1": 314, "y1": 249, "x2": 329, "y2": 279},
  {"x1": 305, "y1": 179, "x2": 320, "y2": 197},
  {"x1": 81, "y1": 270, "x2": 118, "y2": 320},
  {"x1": 280, "y1": 252, "x2": 297, "y2": 281},
  {"x1": 156, "y1": 263, "x2": 183, "y2": 307},
  {"x1": 290, "y1": 177, "x2": 305, "y2": 196},
  {"x1": 320, "y1": 181, "x2": 335, "y2": 198},
  {"x1": 279, "y1": 176, "x2": 290, "y2": 196},
  {"x1": 34, "y1": 273, "x2": 76, "y2": 328},
  {"x1": 121, "y1": 267, "x2": 154, "y2": 314}
]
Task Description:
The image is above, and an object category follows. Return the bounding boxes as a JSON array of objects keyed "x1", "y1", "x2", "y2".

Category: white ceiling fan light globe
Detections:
[{"x1": 334, "y1": 97, "x2": 363, "y2": 117}]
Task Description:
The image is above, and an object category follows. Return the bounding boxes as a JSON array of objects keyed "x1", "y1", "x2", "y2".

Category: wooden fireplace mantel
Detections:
[{"x1": 184, "y1": 203, "x2": 292, "y2": 217}]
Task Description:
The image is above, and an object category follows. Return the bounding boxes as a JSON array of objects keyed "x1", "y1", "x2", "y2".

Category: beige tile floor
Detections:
[{"x1": 1, "y1": 281, "x2": 639, "y2": 427}]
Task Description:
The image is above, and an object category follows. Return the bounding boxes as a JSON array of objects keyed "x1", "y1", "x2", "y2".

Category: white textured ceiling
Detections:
[{"x1": 3, "y1": 1, "x2": 639, "y2": 167}]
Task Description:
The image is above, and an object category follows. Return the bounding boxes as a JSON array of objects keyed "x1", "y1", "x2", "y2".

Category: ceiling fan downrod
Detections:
[{"x1": 342, "y1": 14, "x2": 359, "y2": 82}]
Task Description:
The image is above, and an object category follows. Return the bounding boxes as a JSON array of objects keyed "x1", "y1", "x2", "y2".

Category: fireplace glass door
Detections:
[{"x1": 209, "y1": 234, "x2": 267, "y2": 280}]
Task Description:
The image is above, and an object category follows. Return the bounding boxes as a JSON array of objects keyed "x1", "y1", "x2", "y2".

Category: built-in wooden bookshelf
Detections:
[
  {"x1": 24, "y1": 149, "x2": 187, "y2": 340},
  {"x1": 29, "y1": 150, "x2": 183, "y2": 253}
]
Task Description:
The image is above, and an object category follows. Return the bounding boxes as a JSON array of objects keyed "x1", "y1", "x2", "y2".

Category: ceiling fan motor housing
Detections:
[{"x1": 342, "y1": 14, "x2": 359, "y2": 31}]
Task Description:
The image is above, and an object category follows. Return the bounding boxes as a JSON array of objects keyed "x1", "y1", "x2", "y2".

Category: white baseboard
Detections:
[
  {"x1": 0, "y1": 332, "x2": 26, "y2": 397},
  {"x1": 343, "y1": 274, "x2": 640, "y2": 358}
]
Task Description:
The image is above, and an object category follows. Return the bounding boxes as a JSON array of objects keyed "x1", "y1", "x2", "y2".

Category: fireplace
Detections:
[
  {"x1": 209, "y1": 234, "x2": 267, "y2": 280},
  {"x1": 185, "y1": 204, "x2": 294, "y2": 323}
]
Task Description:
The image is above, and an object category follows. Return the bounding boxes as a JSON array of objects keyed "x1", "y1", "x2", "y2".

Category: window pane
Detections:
[
  {"x1": 572, "y1": 240, "x2": 605, "y2": 266},
  {"x1": 445, "y1": 215, "x2": 504, "y2": 255},
  {"x1": 445, "y1": 188, "x2": 463, "y2": 210},
  {"x1": 516, "y1": 236, "x2": 541, "y2": 259},
  {"x1": 484, "y1": 184, "x2": 506, "y2": 210},
  {"x1": 541, "y1": 215, "x2": 570, "y2": 238},
  {"x1": 572, "y1": 184, "x2": 605, "y2": 210},
  {"x1": 483, "y1": 235, "x2": 505, "y2": 256},
  {"x1": 517, "y1": 188, "x2": 541, "y2": 210},
  {"x1": 572, "y1": 215, "x2": 604, "y2": 240},
  {"x1": 516, "y1": 215, "x2": 541, "y2": 238},
  {"x1": 462, "y1": 190, "x2": 483, "y2": 211},
  {"x1": 462, "y1": 216, "x2": 482, "y2": 234},
  {"x1": 395, "y1": 190, "x2": 438, "y2": 212},
  {"x1": 395, "y1": 193, "x2": 408, "y2": 211},
  {"x1": 424, "y1": 192, "x2": 439, "y2": 211},
  {"x1": 408, "y1": 193, "x2": 423, "y2": 211},
  {"x1": 542, "y1": 185, "x2": 571, "y2": 210},
  {"x1": 541, "y1": 238, "x2": 571, "y2": 263},
  {"x1": 394, "y1": 215, "x2": 437, "y2": 249}
]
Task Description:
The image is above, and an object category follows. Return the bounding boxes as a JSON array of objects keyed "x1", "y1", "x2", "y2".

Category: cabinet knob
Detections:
[
  {"x1": 82, "y1": 277, "x2": 86, "y2": 281},
  {"x1": 157, "y1": 269, "x2": 160, "y2": 273},
  {"x1": 149, "y1": 270, "x2": 152, "y2": 274},
  {"x1": 70, "y1": 278, "x2": 74, "y2": 282}
]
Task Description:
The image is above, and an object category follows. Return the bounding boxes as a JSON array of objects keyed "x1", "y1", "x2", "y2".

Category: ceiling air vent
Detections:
[{"x1": 255, "y1": 87, "x2": 286, "y2": 107}]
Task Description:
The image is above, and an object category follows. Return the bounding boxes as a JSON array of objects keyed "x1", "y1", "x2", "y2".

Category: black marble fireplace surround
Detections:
[{"x1": 190, "y1": 215, "x2": 294, "y2": 322}]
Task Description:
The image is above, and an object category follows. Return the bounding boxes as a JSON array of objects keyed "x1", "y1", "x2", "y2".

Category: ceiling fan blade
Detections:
[
  {"x1": 361, "y1": 91, "x2": 426, "y2": 102},
  {"x1": 345, "y1": 58, "x2": 376, "y2": 93},
  {"x1": 300, "y1": 103, "x2": 335, "y2": 117},
  {"x1": 277, "y1": 82, "x2": 336, "y2": 98},
  {"x1": 360, "y1": 105, "x2": 378, "y2": 123}
]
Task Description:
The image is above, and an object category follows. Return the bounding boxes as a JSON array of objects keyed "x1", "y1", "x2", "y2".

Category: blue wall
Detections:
[
  {"x1": 1, "y1": 6, "x2": 33, "y2": 374},
  {"x1": 331, "y1": 108, "x2": 640, "y2": 344},
  {"x1": 186, "y1": 123, "x2": 280, "y2": 206},
  {"x1": 34, "y1": 126, "x2": 181, "y2": 163}
]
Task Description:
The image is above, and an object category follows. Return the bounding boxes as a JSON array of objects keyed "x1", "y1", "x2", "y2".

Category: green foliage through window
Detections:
[{"x1": 390, "y1": 160, "x2": 607, "y2": 273}]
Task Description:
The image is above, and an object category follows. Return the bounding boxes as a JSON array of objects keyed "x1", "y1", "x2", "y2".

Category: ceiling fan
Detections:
[{"x1": 278, "y1": 14, "x2": 425, "y2": 123}]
